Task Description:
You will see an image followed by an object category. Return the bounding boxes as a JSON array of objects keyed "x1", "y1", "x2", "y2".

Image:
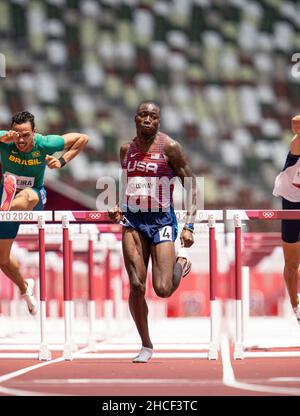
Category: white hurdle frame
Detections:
[
  {"x1": 0, "y1": 211, "x2": 53, "y2": 360},
  {"x1": 0, "y1": 210, "x2": 223, "y2": 361},
  {"x1": 54, "y1": 210, "x2": 224, "y2": 360},
  {"x1": 226, "y1": 209, "x2": 300, "y2": 359}
]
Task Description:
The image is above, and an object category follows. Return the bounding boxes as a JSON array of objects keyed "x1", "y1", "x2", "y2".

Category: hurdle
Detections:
[
  {"x1": 0, "y1": 211, "x2": 53, "y2": 360},
  {"x1": 226, "y1": 209, "x2": 300, "y2": 359},
  {"x1": 53, "y1": 210, "x2": 223, "y2": 360},
  {"x1": 0, "y1": 209, "x2": 223, "y2": 361}
]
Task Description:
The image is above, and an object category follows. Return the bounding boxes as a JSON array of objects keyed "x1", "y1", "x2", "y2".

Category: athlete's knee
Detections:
[
  {"x1": 153, "y1": 281, "x2": 173, "y2": 298},
  {"x1": 284, "y1": 260, "x2": 299, "y2": 275},
  {"x1": 0, "y1": 255, "x2": 10, "y2": 267},
  {"x1": 130, "y1": 277, "x2": 146, "y2": 295},
  {"x1": 24, "y1": 189, "x2": 39, "y2": 206}
]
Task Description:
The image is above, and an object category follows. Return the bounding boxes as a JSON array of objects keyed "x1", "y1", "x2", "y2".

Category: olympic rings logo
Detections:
[
  {"x1": 262, "y1": 211, "x2": 275, "y2": 219},
  {"x1": 87, "y1": 212, "x2": 102, "y2": 220}
]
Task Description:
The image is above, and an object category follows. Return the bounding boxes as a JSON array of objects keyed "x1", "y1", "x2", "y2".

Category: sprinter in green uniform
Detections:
[{"x1": 0, "y1": 111, "x2": 88, "y2": 314}]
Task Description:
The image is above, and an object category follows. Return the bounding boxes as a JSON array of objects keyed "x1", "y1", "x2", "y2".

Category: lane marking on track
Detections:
[
  {"x1": 0, "y1": 357, "x2": 64, "y2": 384},
  {"x1": 0, "y1": 345, "x2": 93, "y2": 384},
  {"x1": 7, "y1": 378, "x2": 224, "y2": 386},
  {"x1": 73, "y1": 352, "x2": 208, "y2": 359},
  {"x1": 0, "y1": 386, "x2": 71, "y2": 396},
  {"x1": 221, "y1": 336, "x2": 300, "y2": 396},
  {"x1": 269, "y1": 377, "x2": 300, "y2": 383}
]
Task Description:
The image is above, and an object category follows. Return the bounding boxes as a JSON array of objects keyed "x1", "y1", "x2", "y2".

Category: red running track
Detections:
[{"x1": 0, "y1": 341, "x2": 300, "y2": 396}]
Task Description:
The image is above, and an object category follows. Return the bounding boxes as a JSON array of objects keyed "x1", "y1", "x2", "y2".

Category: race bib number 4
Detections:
[{"x1": 159, "y1": 226, "x2": 172, "y2": 241}]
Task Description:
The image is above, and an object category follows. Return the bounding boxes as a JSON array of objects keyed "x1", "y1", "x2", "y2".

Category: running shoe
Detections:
[
  {"x1": 176, "y1": 247, "x2": 192, "y2": 278},
  {"x1": 0, "y1": 174, "x2": 16, "y2": 211},
  {"x1": 132, "y1": 347, "x2": 153, "y2": 363},
  {"x1": 22, "y1": 278, "x2": 38, "y2": 316},
  {"x1": 293, "y1": 293, "x2": 300, "y2": 326}
]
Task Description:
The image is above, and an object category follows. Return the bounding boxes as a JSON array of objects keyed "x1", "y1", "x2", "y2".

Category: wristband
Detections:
[
  {"x1": 183, "y1": 223, "x2": 194, "y2": 233},
  {"x1": 58, "y1": 157, "x2": 66, "y2": 168},
  {"x1": 184, "y1": 223, "x2": 194, "y2": 230}
]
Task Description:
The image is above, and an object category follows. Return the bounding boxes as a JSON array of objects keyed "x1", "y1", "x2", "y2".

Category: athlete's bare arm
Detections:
[
  {"x1": 164, "y1": 138, "x2": 197, "y2": 247},
  {"x1": 46, "y1": 132, "x2": 89, "y2": 169},
  {"x1": 0, "y1": 130, "x2": 20, "y2": 143},
  {"x1": 291, "y1": 116, "x2": 300, "y2": 155},
  {"x1": 120, "y1": 142, "x2": 131, "y2": 164}
]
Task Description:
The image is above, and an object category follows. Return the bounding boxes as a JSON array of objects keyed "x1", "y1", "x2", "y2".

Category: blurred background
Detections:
[
  {"x1": 0, "y1": 0, "x2": 300, "y2": 218},
  {"x1": 0, "y1": 0, "x2": 300, "y2": 324}
]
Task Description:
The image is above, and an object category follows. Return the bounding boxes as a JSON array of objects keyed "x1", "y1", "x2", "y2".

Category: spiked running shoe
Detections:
[
  {"x1": 22, "y1": 278, "x2": 38, "y2": 316},
  {"x1": 1, "y1": 174, "x2": 16, "y2": 211},
  {"x1": 176, "y1": 247, "x2": 192, "y2": 278},
  {"x1": 132, "y1": 347, "x2": 153, "y2": 363},
  {"x1": 293, "y1": 293, "x2": 300, "y2": 326}
]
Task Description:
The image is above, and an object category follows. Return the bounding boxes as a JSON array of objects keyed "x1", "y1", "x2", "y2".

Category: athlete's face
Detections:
[
  {"x1": 11, "y1": 122, "x2": 36, "y2": 153},
  {"x1": 135, "y1": 104, "x2": 160, "y2": 138}
]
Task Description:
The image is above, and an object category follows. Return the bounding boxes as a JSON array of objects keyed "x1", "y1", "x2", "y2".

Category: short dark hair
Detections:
[
  {"x1": 136, "y1": 101, "x2": 161, "y2": 113},
  {"x1": 11, "y1": 111, "x2": 35, "y2": 130}
]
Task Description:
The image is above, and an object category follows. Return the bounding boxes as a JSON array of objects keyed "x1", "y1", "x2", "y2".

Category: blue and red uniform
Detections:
[{"x1": 121, "y1": 132, "x2": 178, "y2": 244}]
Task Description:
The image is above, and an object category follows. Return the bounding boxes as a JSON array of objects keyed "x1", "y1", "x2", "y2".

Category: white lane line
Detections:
[
  {"x1": 0, "y1": 357, "x2": 64, "y2": 384},
  {"x1": 10, "y1": 378, "x2": 223, "y2": 386},
  {"x1": 91, "y1": 343, "x2": 210, "y2": 351},
  {"x1": 221, "y1": 336, "x2": 300, "y2": 396},
  {"x1": 0, "y1": 345, "x2": 92, "y2": 385},
  {"x1": 73, "y1": 352, "x2": 208, "y2": 359},
  {"x1": 269, "y1": 377, "x2": 300, "y2": 383},
  {"x1": 0, "y1": 386, "x2": 71, "y2": 396}
]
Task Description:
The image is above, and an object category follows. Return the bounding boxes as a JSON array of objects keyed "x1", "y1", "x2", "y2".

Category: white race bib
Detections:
[
  {"x1": 158, "y1": 226, "x2": 172, "y2": 241},
  {"x1": 125, "y1": 177, "x2": 156, "y2": 197},
  {"x1": 5, "y1": 172, "x2": 35, "y2": 190},
  {"x1": 292, "y1": 167, "x2": 300, "y2": 188}
]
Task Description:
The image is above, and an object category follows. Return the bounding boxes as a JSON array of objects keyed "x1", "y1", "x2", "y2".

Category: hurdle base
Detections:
[
  {"x1": 71, "y1": 340, "x2": 78, "y2": 352},
  {"x1": 233, "y1": 343, "x2": 244, "y2": 360},
  {"x1": 208, "y1": 343, "x2": 218, "y2": 360},
  {"x1": 63, "y1": 344, "x2": 73, "y2": 361},
  {"x1": 88, "y1": 337, "x2": 97, "y2": 352},
  {"x1": 38, "y1": 344, "x2": 52, "y2": 361}
]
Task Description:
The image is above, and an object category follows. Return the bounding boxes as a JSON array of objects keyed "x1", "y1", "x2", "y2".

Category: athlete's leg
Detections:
[
  {"x1": 282, "y1": 241, "x2": 300, "y2": 308},
  {"x1": 122, "y1": 227, "x2": 152, "y2": 348},
  {"x1": 11, "y1": 188, "x2": 39, "y2": 211},
  {"x1": 150, "y1": 242, "x2": 188, "y2": 298},
  {"x1": 0, "y1": 239, "x2": 28, "y2": 293}
]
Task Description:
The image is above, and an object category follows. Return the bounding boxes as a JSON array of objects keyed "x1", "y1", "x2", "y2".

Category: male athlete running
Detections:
[
  {"x1": 0, "y1": 111, "x2": 88, "y2": 315},
  {"x1": 109, "y1": 101, "x2": 197, "y2": 363},
  {"x1": 273, "y1": 115, "x2": 300, "y2": 325}
]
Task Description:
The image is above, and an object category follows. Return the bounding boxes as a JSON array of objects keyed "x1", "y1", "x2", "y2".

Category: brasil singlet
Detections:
[
  {"x1": 0, "y1": 131, "x2": 65, "y2": 190},
  {"x1": 273, "y1": 152, "x2": 300, "y2": 202},
  {"x1": 121, "y1": 132, "x2": 176, "y2": 210}
]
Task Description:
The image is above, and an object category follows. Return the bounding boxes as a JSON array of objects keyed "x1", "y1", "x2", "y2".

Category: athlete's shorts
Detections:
[
  {"x1": 0, "y1": 186, "x2": 46, "y2": 239},
  {"x1": 282, "y1": 198, "x2": 300, "y2": 243},
  {"x1": 121, "y1": 206, "x2": 178, "y2": 245}
]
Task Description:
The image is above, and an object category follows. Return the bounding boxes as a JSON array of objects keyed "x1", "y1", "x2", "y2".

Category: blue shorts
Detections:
[
  {"x1": 121, "y1": 206, "x2": 178, "y2": 245},
  {"x1": 281, "y1": 198, "x2": 300, "y2": 243},
  {"x1": 0, "y1": 186, "x2": 46, "y2": 239}
]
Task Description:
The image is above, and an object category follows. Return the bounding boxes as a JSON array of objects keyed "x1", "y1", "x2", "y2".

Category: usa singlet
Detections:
[{"x1": 121, "y1": 132, "x2": 176, "y2": 211}]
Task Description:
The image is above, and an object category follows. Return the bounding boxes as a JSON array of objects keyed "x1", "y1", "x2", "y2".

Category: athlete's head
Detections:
[
  {"x1": 135, "y1": 101, "x2": 160, "y2": 139},
  {"x1": 11, "y1": 111, "x2": 36, "y2": 152}
]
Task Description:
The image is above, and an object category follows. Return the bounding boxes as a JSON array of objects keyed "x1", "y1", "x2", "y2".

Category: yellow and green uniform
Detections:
[
  {"x1": 0, "y1": 131, "x2": 65, "y2": 189},
  {"x1": 0, "y1": 131, "x2": 65, "y2": 238}
]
